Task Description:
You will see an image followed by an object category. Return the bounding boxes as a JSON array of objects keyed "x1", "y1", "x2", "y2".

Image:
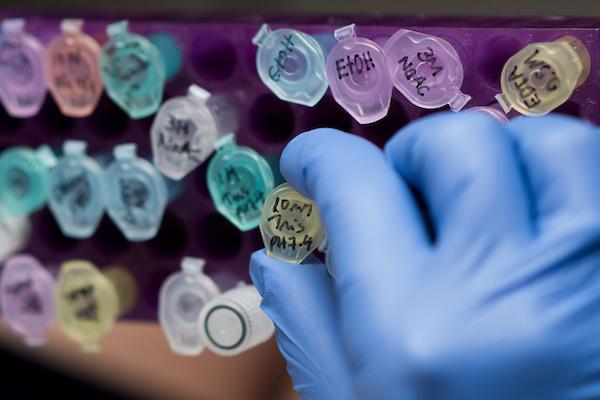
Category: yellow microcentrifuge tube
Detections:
[
  {"x1": 55, "y1": 260, "x2": 119, "y2": 352},
  {"x1": 259, "y1": 183, "x2": 325, "y2": 264},
  {"x1": 495, "y1": 36, "x2": 590, "y2": 116}
]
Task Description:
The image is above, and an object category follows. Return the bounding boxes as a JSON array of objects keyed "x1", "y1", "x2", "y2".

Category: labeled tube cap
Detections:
[
  {"x1": 55, "y1": 260, "x2": 119, "y2": 352},
  {"x1": 199, "y1": 283, "x2": 274, "y2": 357},
  {"x1": 325, "y1": 24, "x2": 393, "y2": 124},
  {"x1": 48, "y1": 141, "x2": 106, "y2": 239},
  {"x1": 105, "y1": 143, "x2": 169, "y2": 242},
  {"x1": 99, "y1": 20, "x2": 166, "y2": 119},
  {"x1": 159, "y1": 257, "x2": 220, "y2": 356},
  {"x1": 0, "y1": 19, "x2": 47, "y2": 118},
  {"x1": 207, "y1": 134, "x2": 275, "y2": 231},
  {"x1": 151, "y1": 85, "x2": 220, "y2": 180},
  {"x1": 495, "y1": 36, "x2": 590, "y2": 116},
  {"x1": 383, "y1": 29, "x2": 471, "y2": 111},
  {"x1": 253, "y1": 24, "x2": 328, "y2": 107},
  {"x1": 45, "y1": 19, "x2": 103, "y2": 117},
  {"x1": 260, "y1": 183, "x2": 325, "y2": 264},
  {"x1": 0, "y1": 146, "x2": 55, "y2": 217},
  {"x1": 0, "y1": 254, "x2": 55, "y2": 347}
]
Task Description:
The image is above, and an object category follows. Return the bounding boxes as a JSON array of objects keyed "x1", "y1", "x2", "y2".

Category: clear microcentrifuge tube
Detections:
[
  {"x1": 55, "y1": 260, "x2": 119, "y2": 352},
  {"x1": 47, "y1": 141, "x2": 106, "y2": 239},
  {"x1": 198, "y1": 283, "x2": 274, "y2": 357},
  {"x1": 253, "y1": 23, "x2": 328, "y2": 107},
  {"x1": 105, "y1": 143, "x2": 169, "y2": 242},
  {"x1": 0, "y1": 146, "x2": 57, "y2": 217},
  {"x1": 151, "y1": 85, "x2": 223, "y2": 180},
  {"x1": 260, "y1": 182, "x2": 325, "y2": 264},
  {"x1": 495, "y1": 36, "x2": 590, "y2": 116},
  {"x1": 207, "y1": 134, "x2": 274, "y2": 231},
  {"x1": 0, "y1": 19, "x2": 47, "y2": 118},
  {"x1": 325, "y1": 23, "x2": 393, "y2": 124},
  {"x1": 469, "y1": 106, "x2": 509, "y2": 123},
  {"x1": 383, "y1": 29, "x2": 471, "y2": 112},
  {"x1": 0, "y1": 254, "x2": 55, "y2": 347},
  {"x1": 159, "y1": 257, "x2": 220, "y2": 356},
  {"x1": 0, "y1": 210, "x2": 30, "y2": 263},
  {"x1": 99, "y1": 20, "x2": 166, "y2": 119},
  {"x1": 45, "y1": 19, "x2": 103, "y2": 117}
]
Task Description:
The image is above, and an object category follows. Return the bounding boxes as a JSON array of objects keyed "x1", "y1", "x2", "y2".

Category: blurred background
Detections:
[{"x1": 2, "y1": 1, "x2": 600, "y2": 399}]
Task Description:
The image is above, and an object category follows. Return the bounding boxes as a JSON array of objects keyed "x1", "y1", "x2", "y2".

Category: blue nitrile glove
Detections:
[{"x1": 250, "y1": 112, "x2": 600, "y2": 400}]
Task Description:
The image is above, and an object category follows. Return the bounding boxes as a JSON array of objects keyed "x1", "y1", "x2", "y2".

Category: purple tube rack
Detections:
[{"x1": 0, "y1": 13, "x2": 599, "y2": 320}]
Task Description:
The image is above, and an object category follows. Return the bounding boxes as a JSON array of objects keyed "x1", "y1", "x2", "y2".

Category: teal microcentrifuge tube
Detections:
[
  {"x1": 253, "y1": 23, "x2": 328, "y2": 107},
  {"x1": 0, "y1": 146, "x2": 56, "y2": 217},
  {"x1": 159, "y1": 257, "x2": 220, "y2": 356},
  {"x1": 207, "y1": 134, "x2": 274, "y2": 231},
  {"x1": 151, "y1": 85, "x2": 222, "y2": 181},
  {"x1": 47, "y1": 141, "x2": 106, "y2": 239},
  {"x1": 105, "y1": 143, "x2": 169, "y2": 242},
  {"x1": 99, "y1": 20, "x2": 166, "y2": 119}
]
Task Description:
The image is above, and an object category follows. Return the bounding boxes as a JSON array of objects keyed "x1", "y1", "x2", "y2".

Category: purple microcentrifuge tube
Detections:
[
  {"x1": 0, "y1": 254, "x2": 55, "y2": 347},
  {"x1": 325, "y1": 24, "x2": 393, "y2": 124},
  {"x1": 383, "y1": 29, "x2": 471, "y2": 112},
  {"x1": 0, "y1": 19, "x2": 47, "y2": 118}
]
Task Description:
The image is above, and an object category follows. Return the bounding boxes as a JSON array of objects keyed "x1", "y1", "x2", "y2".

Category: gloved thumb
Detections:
[{"x1": 250, "y1": 250, "x2": 353, "y2": 399}]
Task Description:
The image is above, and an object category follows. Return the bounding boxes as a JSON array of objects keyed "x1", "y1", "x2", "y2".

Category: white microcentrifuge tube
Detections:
[
  {"x1": 159, "y1": 257, "x2": 220, "y2": 356},
  {"x1": 199, "y1": 283, "x2": 275, "y2": 357}
]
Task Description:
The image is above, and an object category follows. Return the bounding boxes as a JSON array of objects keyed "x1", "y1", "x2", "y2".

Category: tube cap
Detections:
[
  {"x1": 0, "y1": 254, "x2": 55, "y2": 347},
  {"x1": 47, "y1": 141, "x2": 106, "y2": 239},
  {"x1": 199, "y1": 284, "x2": 274, "y2": 357},
  {"x1": 260, "y1": 183, "x2": 325, "y2": 264},
  {"x1": 383, "y1": 29, "x2": 471, "y2": 111},
  {"x1": 159, "y1": 257, "x2": 220, "y2": 356},
  {"x1": 207, "y1": 134, "x2": 274, "y2": 231},
  {"x1": 253, "y1": 24, "x2": 328, "y2": 107},
  {"x1": 105, "y1": 143, "x2": 169, "y2": 242},
  {"x1": 325, "y1": 24, "x2": 392, "y2": 124}
]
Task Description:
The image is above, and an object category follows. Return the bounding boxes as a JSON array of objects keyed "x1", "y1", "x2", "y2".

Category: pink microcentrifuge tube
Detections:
[
  {"x1": 0, "y1": 19, "x2": 47, "y2": 117},
  {"x1": 0, "y1": 254, "x2": 55, "y2": 347},
  {"x1": 325, "y1": 24, "x2": 393, "y2": 124},
  {"x1": 383, "y1": 29, "x2": 471, "y2": 112},
  {"x1": 45, "y1": 19, "x2": 103, "y2": 117}
]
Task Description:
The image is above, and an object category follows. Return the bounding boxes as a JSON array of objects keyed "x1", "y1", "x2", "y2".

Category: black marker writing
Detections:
[
  {"x1": 268, "y1": 34, "x2": 295, "y2": 82},
  {"x1": 336, "y1": 51, "x2": 375, "y2": 80}
]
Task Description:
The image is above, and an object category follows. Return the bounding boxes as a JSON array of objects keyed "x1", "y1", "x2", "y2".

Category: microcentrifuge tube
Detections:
[
  {"x1": 495, "y1": 36, "x2": 590, "y2": 116},
  {"x1": 0, "y1": 210, "x2": 30, "y2": 263},
  {"x1": 47, "y1": 141, "x2": 106, "y2": 239},
  {"x1": 207, "y1": 134, "x2": 274, "y2": 231},
  {"x1": 383, "y1": 29, "x2": 471, "y2": 111},
  {"x1": 45, "y1": 19, "x2": 103, "y2": 117},
  {"x1": 469, "y1": 106, "x2": 509, "y2": 123},
  {"x1": 99, "y1": 20, "x2": 166, "y2": 119},
  {"x1": 199, "y1": 283, "x2": 274, "y2": 357},
  {"x1": 159, "y1": 257, "x2": 220, "y2": 356},
  {"x1": 253, "y1": 23, "x2": 328, "y2": 107},
  {"x1": 55, "y1": 260, "x2": 119, "y2": 352},
  {"x1": 151, "y1": 85, "x2": 221, "y2": 180},
  {"x1": 0, "y1": 146, "x2": 56, "y2": 217},
  {"x1": 260, "y1": 183, "x2": 325, "y2": 264},
  {"x1": 325, "y1": 23, "x2": 393, "y2": 124},
  {"x1": 0, "y1": 19, "x2": 47, "y2": 118},
  {"x1": 105, "y1": 143, "x2": 169, "y2": 242},
  {"x1": 0, "y1": 254, "x2": 55, "y2": 347}
]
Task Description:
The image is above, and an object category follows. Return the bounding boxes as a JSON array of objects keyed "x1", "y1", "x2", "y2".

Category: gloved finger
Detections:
[
  {"x1": 385, "y1": 112, "x2": 533, "y2": 255},
  {"x1": 505, "y1": 115, "x2": 600, "y2": 234},
  {"x1": 250, "y1": 250, "x2": 354, "y2": 399},
  {"x1": 280, "y1": 129, "x2": 430, "y2": 382}
]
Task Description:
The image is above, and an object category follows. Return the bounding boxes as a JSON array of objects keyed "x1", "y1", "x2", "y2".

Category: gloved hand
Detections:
[{"x1": 250, "y1": 112, "x2": 600, "y2": 400}]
